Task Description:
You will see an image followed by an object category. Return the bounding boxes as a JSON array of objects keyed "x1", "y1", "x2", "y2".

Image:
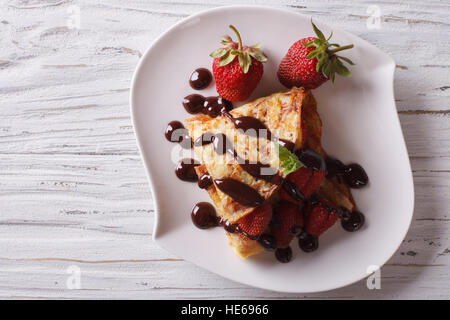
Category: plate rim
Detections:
[{"x1": 130, "y1": 4, "x2": 415, "y2": 293}]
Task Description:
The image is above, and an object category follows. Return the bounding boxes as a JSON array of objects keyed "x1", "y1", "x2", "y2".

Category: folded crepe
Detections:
[{"x1": 184, "y1": 87, "x2": 355, "y2": 259}]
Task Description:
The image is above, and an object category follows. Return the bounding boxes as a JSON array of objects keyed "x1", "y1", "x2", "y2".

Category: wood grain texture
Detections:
[{"x1": 0, "y1": 0, "x2": 449, "y2": 299}]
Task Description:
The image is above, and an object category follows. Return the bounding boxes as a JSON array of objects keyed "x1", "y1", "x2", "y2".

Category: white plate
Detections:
[{"x1": 130, "y1": 5, "x2": 414, "y2": 293}]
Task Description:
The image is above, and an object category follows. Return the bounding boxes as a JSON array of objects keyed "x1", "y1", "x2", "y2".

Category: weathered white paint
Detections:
[{"x1": 0, "y1": 0, "x2": 448, "y2": 299}]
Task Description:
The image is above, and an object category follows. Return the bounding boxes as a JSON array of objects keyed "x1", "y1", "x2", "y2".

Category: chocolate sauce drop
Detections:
[
  {"x1": 191, "y1": 202, "x2": 218, "y2": 229},
  {"x1": 204, "y1": 96, "x2": 232, "y2": 117},
  {"x1": 189, "y1": 68, "x2": 212, "y2": 90},
  {"x1": 296, "y1": 149, "x2": 325, "y2": 171},
  {"x1": 325, "y1": 157, "x2": 346, "y2": 178},
  {"x1": 275, "y1": 246, "x2": 292, "y2": 263},
  {"x1": 182, "y1": 94, "x2": 205, "y2": 114},
  {"x1": 165, "y1": 121, "x2": 185, "y2": 142},
  {"x1": 214, "y1": 178, "x2": 265, "y2": 207},
  {"x1": 174, "y1": 158, "x2": 199, "y2": 182},
  {"x1": 341, "y1": 211, "x2": 365, "y2": 232},
  {"x1": 343, "y1": 164, "x2": 369, "y2": 188},
  {"x1": 198, "y1": 173, "x2": 213, "y2": 189},
  {"x1": 165, "y1": 121, "x2": 192, "y2": 149},
  {"x1": 282, "y1": 180, "x2": 305, "y2": 202},
  {"x1": 257, "y1": 234, "x2": 277, "y2": 251},
  {"x1": 336, "y1": 207, "x2": 352, "y2": 221},
  {"x1": 299, "y1": 234, "x2": 319, "y2": 253},
  {"x1": 222, "y1": 220, "x2": 239, "y2": 234}
]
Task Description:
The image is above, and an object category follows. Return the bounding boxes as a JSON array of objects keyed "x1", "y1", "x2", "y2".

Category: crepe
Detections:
[
  {"x1": 185, "y1": 87, "x2": 355, "y2": 259},
  {"x1": 185, "y1": 87, "x2": 309, "y2": 223}
]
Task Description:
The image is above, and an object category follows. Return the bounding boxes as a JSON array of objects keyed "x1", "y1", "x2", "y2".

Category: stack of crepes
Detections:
[{"x1": 184, "y1": 87, "x2": 355, "y2": 258}]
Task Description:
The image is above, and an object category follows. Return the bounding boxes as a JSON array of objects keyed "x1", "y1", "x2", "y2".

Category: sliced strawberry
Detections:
[
  {"x1": 304, "y1": 199, "x2": 338, "y2": 236},
  {"x1": 302, "y1": 170, "x2": 325, "y2": 196},
  {"x1": 237, "y1": 202, "x2": 272, "y2": 238},
  {"x1": 273, "y1": 201, "x2": 304, "y2": 248},
  {"x1": 280, "y1": 167, "x2": 324, "y2": 204}
]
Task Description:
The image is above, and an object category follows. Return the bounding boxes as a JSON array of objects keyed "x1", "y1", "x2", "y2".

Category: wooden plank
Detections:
[{"x1": 0, "y1": 0, "x2": 448, "y2": 299}]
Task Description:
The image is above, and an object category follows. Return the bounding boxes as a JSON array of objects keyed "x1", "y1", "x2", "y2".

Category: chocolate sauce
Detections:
[
  {"x1": 325, "y1": 157, "x2": 368, "y2": 188},
  {"x1": 182, "y1": 94, "x2": 233, "y2": 117},
  {"x1": 190, "y1": 203, "x2": 265, "y2": 239},
  {"x1": 198, "y1": 173, "x2": 213, "y2": 189},
  {"x1": 204, "y1": 96, "x2": 233, "y2": 118},
  {"x1": 164, "y1": 120, "x2": 185, "y2": 142},
  {"x1": 325, "y1": 157, "x2": 346, "y2": 178},
  {"x1": 175, "y1": 158, "x2": 199, "y2": 182},
  {"x1": 299, "y1": 234, "x2": 319, "y2": 253},
  {"x1": 221, "y1": 219, "x2": 240, "y2": 234},
  {"x1": 239, "y1": 161, "x2": 280, "y2": 184},
  {"x1": 336, "y1": 207, "x2": 352, "y2": 221},
  {"x1": 296, "y1": 149, "x2": 325, "y2": 171},
  {"x1": 275, "y1": 246, "x2": 292, "y2": 263},
  {"x1": 258, "y1": 234, "x2": 277, "y2": 251},
  {"x1": 282, "y1": 180, "x2": 305, "y2": 201},
  {"x1": 214, "y1": 178, "x2": 265, "y2": 207},
  {"x1": 195, "y1": 132, "x2": 281, "y2": 184},
  {"x1": 189, "y1": 68, "x2": 212, "y2": 90},
  {"x1": 182, "y1": 94, "x2": 205, "y2": 114},
  {"x1": 191, "y1": 202, "x2": 218, "y2": 229},
  {"x1": 227, "y1": 115, "x2": 273, "y2": 139},
  {"x1": 341, "y1": 211, "x2": 365, "y2": 232},
  {"x1": 165, "y1": 121, "x2": 192, "y2": 149},
  {"x1": 343, "y1": 164, "x2": 369, "y2": 188},
  {"x1": 278, "y1": 139, "x2": 295, "y2": 152}
]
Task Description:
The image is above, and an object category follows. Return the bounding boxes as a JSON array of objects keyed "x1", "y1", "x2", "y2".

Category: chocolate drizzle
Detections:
[
  {"x1": 214, "y1": 178, "x2": 265, "y2": 207},
  {"x1": 282, "y1": 180, "x2": 306, "y2": 202},
  {"x1": 325, "y1": 157, "x2": 369, "y2": 188},
  {"x1": 182, "y1": 94, "x2": 205, "y2": 114},
  {"x1": 198, "y1": 173, "x2": 213, "y2": 189},
  {"x1": 175, "y1": 159, "x2": 199, "y2": 182},
  {"x1": 190, "y1": 201, "x2": 264, "y2": 241},
  {"x1": 182, "y1": 94, "x2": 233, "y2": 117},
  {"x1": 275, "y1": 246, "x2": 292, "y2": 263},
  {"x1": 195, "y1": 132, "x2": 279, "y2": 182}
]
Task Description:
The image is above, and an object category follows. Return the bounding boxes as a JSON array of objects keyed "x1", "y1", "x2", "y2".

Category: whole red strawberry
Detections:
[
  {"x1": 278, "y1": 20, "x2": 354, "y2": 89},
  {"x1": 210, "y1": 25, "x2": 267, "y2": 102},
  {"x1": 237, "y1": 202, "x2": 272, "y2": 238}
]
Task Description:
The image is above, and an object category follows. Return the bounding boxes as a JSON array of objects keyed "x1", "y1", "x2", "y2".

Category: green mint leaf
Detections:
[
  {"x1": 210, "y1": 48, "x2": 228, "y2": 58},
  {"x1": 277, "y1": 145, "x2": 303, "y2": 176},
  {"x1": 218, "y1": 50, "x2": 236, "y2": 66},
  {"x1": 311, "y1": 19, "x2": 326, "y2": 41}
]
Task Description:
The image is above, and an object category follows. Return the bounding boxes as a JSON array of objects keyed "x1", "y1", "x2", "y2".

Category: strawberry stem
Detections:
[
  {"x1": 328, "y1": 44, "x2": 354, "y2": 54},
  {"x1": 229, "y1": 25, "x2": 242, "y2": 51}
]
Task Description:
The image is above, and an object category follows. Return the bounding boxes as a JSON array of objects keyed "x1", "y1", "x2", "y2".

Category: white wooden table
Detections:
[{"x1": 0, "y1": 0, "x2": 449, "y2": 299}]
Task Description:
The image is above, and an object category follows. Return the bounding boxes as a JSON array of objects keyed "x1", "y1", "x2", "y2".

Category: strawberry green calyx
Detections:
[
  {"x1": 302, "y1": 20, "x2": 355, "y2": 82},
  {"x1": 209, "y1": 25, "x2": 267, "y2": 74}
]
